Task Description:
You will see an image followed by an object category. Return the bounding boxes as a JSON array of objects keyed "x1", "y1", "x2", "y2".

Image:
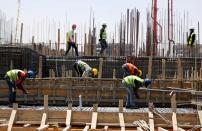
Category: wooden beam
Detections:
[
  {"x1": 162, "y1": 59, "x2": 166, "y2": 79},
  {"x1": 118, "y1": 113, "x2": 125, "y2": 131},
  {"x1": 158, "y1": 127, "x2": 168, "y2": 131},
  {"x1": 7, "y1": 109, "x2": 17, "y2": 131},
  {"x1": 63, "y1": 109, "x2": 72, "y2": 131},
  {"x1": 91, "y1": 104, "x2": 98, "y2": 129},
  {"x1": 98, "y1": 58, "x2": 103, "y2": 79},
  {"x1": 119, "y1": 99, "x2": 123, "y2": 113},
  {"x1": 137, "y1": 127, "x2": 143, "y2": 131},
  {"x1": 103, "y1": 125, "x2": 108, "y2": 131},
  {"x1": 44, "y1": 95, "x2": 48, "y2": 112},
  {"x1": 148, "y1": 111, "x2": 154, "y2": 131},
  {"x1": 172, "y1": 112, "x2": 178, "y2": 131},
  {"x1": 83, "y1": 125, "x2": 90, "y2": 131},
  {"x1": 198, "y1": 110, "x2": 202, "y2": 131},
  {"x1": 38, "y1": 56, "x2": 43, "y2": 78},
  {"x1": 91, "y1": 112, "x2": 98, "y2": 129},
  {"x1": 113, "y1": 69, "x2": 116, "y2": 79},
  {"x1": 171, "y1": 93, "x2": 178, "y2": 131},
  {"x1": 36, "y1": 113, "x2": 49, "y2": 131}
]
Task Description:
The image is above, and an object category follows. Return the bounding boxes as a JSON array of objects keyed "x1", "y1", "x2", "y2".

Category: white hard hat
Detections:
[{"x1": 190, "y1": 26, "x2": 194, "y2": 30}]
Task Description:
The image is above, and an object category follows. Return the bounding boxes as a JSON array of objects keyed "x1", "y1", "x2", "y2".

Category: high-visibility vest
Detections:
[
  {"x1": 100, "y1": 28, "x2": 107, "y2": 40},
  {"x1": 6, "y1": 69, "x2": 24, "y2": 81},
  {"x1": 77, "y1": 60, "x2": 92, "y2": 72},
  {"x1": 188, "y1": 33, "x2": 195, "y2": 45},
  {"x1": 123, "y1": 75, "x2": 144, "y2": 86},
  {"x1": 66, "y1": 30, "x2": 74, "y2": 43}
]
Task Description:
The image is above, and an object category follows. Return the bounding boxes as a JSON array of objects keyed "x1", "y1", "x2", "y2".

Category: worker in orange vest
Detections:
[{"x1": 122, "y1": 63, "x2": 142, "y2": 77}]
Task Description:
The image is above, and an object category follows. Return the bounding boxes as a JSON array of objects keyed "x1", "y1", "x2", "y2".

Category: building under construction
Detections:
[{"x1": 0, "y1": 0, "x2": 202, "y2": 131}]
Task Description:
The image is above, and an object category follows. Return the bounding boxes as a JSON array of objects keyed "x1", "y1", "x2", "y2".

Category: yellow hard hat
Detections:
[
  {"x1": 138, "y1": 70, "x2": 142, "y2": 76},
  {"x1": 92, "y1": 68, "x2": 98, "y2": 77}
]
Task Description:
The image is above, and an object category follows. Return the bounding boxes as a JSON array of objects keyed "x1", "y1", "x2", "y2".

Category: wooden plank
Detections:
[
  {"x1": 119, "y1": 99, "x2": 123, "y2": 113},
  {"x1": 44, "y1": 95, "x2": 48, "y2": 112},
  {"x1": 113, "y1": 69, "x2": 116, "y2": 79},
  {"x1": 148, "y1": 111, "x2": 154, "y2": 131},
  {"x1": 98, "y1": 58, "x2": 103, "y2": 79},
  {"x1": 162, "y1": 59, "x2": 166, "y2": 79},
  {"x1": 66, "y1": 110, "x2": 72, "y2": 126},
  {"x1": 7, "y1": 110, "x2": 17, "y2": 131},
  {"x1": 36, "y1": 125, "x2": 49, "y2": 131},
  {"x1": 83, "y1": 125, "x2": 89, "y2": 131},
  {"x1": 118, "y1": 113, "x2": 125, "y2": 131},
  {"x1": 63, "y1": 109, "x2": 72, "y2": 131},
  {"x1": 198, "y1": 110, "x2": 202, "y2": 131},
  {"x1": 103, "y1": 126, "x2": 108, "y2": 131},
  {"x1": 137, "y1": 127, "x2": 143, "y2": 131},
  {"x1": 36, "y1": 113, "x2": 49, "y2": 131},
  {"x1": 38, "y1": 56, "x2": 43, "y2": 78},
  {"x1": 172, "y1": 112, "x2": 178, "y2": 131},
  {"x1": 91, "y1": 112, "x2": 97, "y2": 129},
  {"x1": 158, "y1": 127, "x2": 168, "y2": 131}
]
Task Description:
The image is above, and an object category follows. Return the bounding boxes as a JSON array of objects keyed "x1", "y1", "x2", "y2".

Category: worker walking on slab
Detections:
[
  {"x1": 65, "y1": 24, "x2": 79, "y2": 56},
  {"x1": 74, "y1": 60, "x2": 98, "y2": 78},
  {"x1": 99, "y1": 23, "x2": 108, "y2": 55},
  {"x1": 122, "y1": 63, "x2": 142, "y2": 77},
  {"x1": 4, "y1": 69, "x2": 35, "y2": 107},
  {"x1": 122, "y1": 75, "x2": 151, "y2": 109},
  {"x1": 187, "y1": 27, "x2": 196, "y2": 47}
]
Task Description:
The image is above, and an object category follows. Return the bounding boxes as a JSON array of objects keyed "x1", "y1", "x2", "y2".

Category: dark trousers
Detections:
[
  {"x1": 4, "y1": 76, "x2": 16, "y2": 104},
  {"x1": 65, "y1": 42, "x2": 79, "y2": 56},
  {"x1": 74, "y1": 63, "x2": 83, "y2": 77},
  {"x1": 100, "y1": 40, "x2": 108, "y2": 54}
]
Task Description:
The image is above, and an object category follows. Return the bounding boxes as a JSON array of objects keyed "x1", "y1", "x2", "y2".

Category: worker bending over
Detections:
[
  {"x1": 122, "y1": 75, "x2": 151, "y2": 109},
  {"x1": 4, "y1": 69, "x2": 35, "y2": 107},
  {"x1": 65, "y1": 24, "x2": 79, "y2": 56},
  {"x1": 74, "y1": 60, "x2": 98, "y2": 78},
  {"x1": 122, "y1": 63, "x2": 142, "y2": 77}
]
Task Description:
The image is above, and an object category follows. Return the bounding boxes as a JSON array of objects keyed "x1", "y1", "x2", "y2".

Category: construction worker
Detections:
[
  {"x1": 99, "y1": 23, "x2": 108, "y2": 55},
  {"x1": 65, "y1": 24, "x2": 79, "y2": 56},
  {"x1": 4, "y1": 69, "x2": 35, "y2": 107},
  {"x1": 122, "y1": 75, "x2": 151, "y2": 109},
  {"x1": 187, "y1": 27, "x2": 196, "y2": 47},
  {"x1": 74, "y1": 60, "x2": 98, "y2": 78},
  {"x1": 122, "y1": 63, "x2": 142, "y2": 77}
]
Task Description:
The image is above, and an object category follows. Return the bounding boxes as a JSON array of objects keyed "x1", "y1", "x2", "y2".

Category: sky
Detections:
[{"x1": 0, "y1": 0, "x2": 201, "y2": 45}]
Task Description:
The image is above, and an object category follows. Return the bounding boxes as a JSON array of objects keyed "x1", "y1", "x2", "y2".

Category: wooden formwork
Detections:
[
  {"x1": 0, "y1": 95, "x2": 201, "y2": 131},
  {"x1": 0, "y1": 78, "x2": 198, "y2": 106}
]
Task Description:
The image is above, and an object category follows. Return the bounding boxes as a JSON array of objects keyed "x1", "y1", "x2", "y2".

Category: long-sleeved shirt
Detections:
[
  {"x1": 6, "y1": 69, "x2": 27, "y2": 92},
  {"x1": 122, "y1": 75, "x2": 144, "y2": 87}
]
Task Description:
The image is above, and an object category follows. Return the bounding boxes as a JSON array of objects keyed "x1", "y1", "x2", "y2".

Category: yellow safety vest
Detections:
[
  {"x1": 6, "y1": 69, "x2": 23, "y2": 81},
  {"x1": 123, "y1": 75, "x2": 144, "y2": 86},
  {"x1": 102, "y1": 30, "x2": 107, "y2": 40},
  {"x1": 188, "y1": 33, "x2": 195, "y2": 45},
  {"x1": 66, "y1": 30, "x2": 74, "y2": 43}
]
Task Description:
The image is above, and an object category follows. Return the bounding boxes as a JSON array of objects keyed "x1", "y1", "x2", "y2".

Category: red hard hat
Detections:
[{"x1": 72, "y1": 24, "x2": 77, "y2": 29}]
